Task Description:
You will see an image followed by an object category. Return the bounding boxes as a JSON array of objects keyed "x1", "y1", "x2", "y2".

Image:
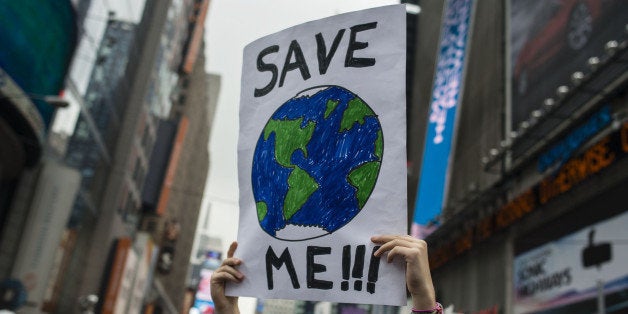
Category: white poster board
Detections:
[{"x1": 231, "y1": 5, "x2": 407, "y2": 306}]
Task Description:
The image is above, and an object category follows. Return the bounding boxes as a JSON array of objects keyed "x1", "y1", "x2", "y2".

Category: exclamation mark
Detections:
[
  {"x1": 352, "y1": 245, "x2": 366, "y2": 291},
  {"x1": 367, "y1": 246, "x2": 381, "y2": 294},
  {"x1": 341, "y1": 245, "x2": 350, "y2": 291}
]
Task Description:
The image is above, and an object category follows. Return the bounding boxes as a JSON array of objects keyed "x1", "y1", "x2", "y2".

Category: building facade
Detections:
[
  {"x1": 0, "y1": 1, "x2": 78, "y2": 312},
  {"x1": 69, "y1": 1, "x2": 215, "y2": 313},
  {"x1": 407, "y1": 1, "x2": 628, "y2": 313},
  {"x1": 1, "y1": 0, "x2": 213, "y2": 312},
  {"x1": 7, "y1": 0, "x2": 218, "y2": 313},
  {"x1": 146, "y1": 48, "x2": 216, "y2": 313}
]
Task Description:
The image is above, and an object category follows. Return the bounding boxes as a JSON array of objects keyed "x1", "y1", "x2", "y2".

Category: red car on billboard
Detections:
[{"x1": 513, "y1": 0, "x2": 616, "y2": 96}]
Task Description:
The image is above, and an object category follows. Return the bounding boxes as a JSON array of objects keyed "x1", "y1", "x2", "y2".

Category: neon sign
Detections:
[
  {"x1": 429, "y1": 122, "x2": 628, "y2": 269},
  {"x1": 538, "y1": 106, "x2": 611, "y2": 173}
]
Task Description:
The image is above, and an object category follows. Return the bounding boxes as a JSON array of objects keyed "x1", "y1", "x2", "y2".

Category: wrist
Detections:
[
  {"x1": 410, "y1": 291, "x2": 435, "y2": 310},
  {"x1": 411, "y1": 302, "x2": 442, "y2": 314}
]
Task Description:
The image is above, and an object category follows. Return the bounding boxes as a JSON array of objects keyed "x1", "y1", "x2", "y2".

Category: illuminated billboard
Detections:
[
  {"x1": 514, "y1": 211, "x2": 628, "y2": 314},
  {"x1": 509, "y1": 0, "x2": 627, "y2": 128},
  {"x1": 412, "y1": 0, "x2": 474, "y2": 238}
]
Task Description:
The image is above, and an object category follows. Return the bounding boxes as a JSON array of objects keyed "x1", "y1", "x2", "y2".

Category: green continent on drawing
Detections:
[
  {"x1": 284, "y1": 167, "x2": 319, "y2": 220},
  {"x1": 263, "y1": 118, "x2": 315, "y2": 168},
  {"x1": 252, "y1": 85, "x2": 384, "y2": 241},
  {"x1": 256, "y1": 201, "x2": 267, "y2": 221},
  {"x1": 262, "y1": 118, "x2": 320, "y2": 220},
  {"x1": 324, "y1": 99, "x2": 339, "y2": 119},
  {"x1": 339, "y1": 97, "x2": 376, "y2": 131},
  {"x1": 348, "y1": 161, "x2": 381, "y2": 209}
]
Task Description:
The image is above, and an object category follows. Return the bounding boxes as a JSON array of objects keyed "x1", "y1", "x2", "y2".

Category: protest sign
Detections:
[{"x1": 230, "y1": 5, "x2": 407, "y2": 305}]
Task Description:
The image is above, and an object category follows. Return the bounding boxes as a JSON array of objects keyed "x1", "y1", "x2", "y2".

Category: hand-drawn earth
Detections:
[{"x1": 252, "y1": 85, "x2": 383, "y2": 241}]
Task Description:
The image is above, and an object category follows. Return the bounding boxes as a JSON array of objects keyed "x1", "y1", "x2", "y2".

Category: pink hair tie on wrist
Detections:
[{"x1": 412, "y1": 302, "x2": 443, "y2": 314}]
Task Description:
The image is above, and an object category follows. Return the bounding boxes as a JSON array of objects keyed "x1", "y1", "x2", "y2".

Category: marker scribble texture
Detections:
[{"x1": 252, "y1": 86, "x2": 383, "y2": 240}]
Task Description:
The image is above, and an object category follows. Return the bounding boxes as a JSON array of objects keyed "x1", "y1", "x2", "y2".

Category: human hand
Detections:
[
  {"x1": 371, "y1": 235, "x2": 436, "y2": 310},
  {"x1": 210, "y1": 241, "x2": 243, "y2": 314}
]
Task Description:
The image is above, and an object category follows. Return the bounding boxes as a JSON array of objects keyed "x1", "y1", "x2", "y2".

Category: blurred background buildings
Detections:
[
  {"x1": 411, "y1": 1, "x2": 628, "y2": 313},
  {"x1": 1, "y1": 0, "x2": 218, "y2": 313},
  {"x1": 0, "y1": 0, "x2": 626, "y2": 313}
]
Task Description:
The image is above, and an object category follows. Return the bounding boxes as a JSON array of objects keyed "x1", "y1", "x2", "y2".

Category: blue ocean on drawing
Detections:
[{"x1": 252, "y1": 85, "x2": 383, "y2": 241}]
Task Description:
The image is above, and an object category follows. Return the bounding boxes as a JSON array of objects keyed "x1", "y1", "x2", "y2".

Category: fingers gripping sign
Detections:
[
  {"x1": 371, "y1": 235, "x2": 436, "y2": 310},
  {"x1": 211, "y1": 242, "x2": 244, "y2": 313},
  {"x1": 212, "y1": 236, "x2": 442, "y2": 314}
]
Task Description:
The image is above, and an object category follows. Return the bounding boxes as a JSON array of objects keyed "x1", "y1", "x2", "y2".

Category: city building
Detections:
[
  {"x1": 13, "y1": 0, "x2": 217, "y2": 312},
  {"x1": 52, "y1": 17, "x2": 139, "y2": 313},
  {"x1": 143, "y1": 50, "x2": 217, "y2": 313},
  {"x1": 2, "y1": 0, "x2": 213, "y2": 313},
  {"x1": 64, "y1": 19, "x2": 137, "y2": 227},
  {"x1": 0, "y1": 1, "x2": 78, "y2": 312},
  {"x1": 72, "y1": 1, "x2": 214, "y2": 313},
  {"x1": 407, "y1": 0, "x2": 628, "y2": 313},
  {"x1": 0, "y1": 1, "x2": 77, "y2": 233},
  {"x1": 185, "y1": 72, "x2": 221, "y2": 299}
]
